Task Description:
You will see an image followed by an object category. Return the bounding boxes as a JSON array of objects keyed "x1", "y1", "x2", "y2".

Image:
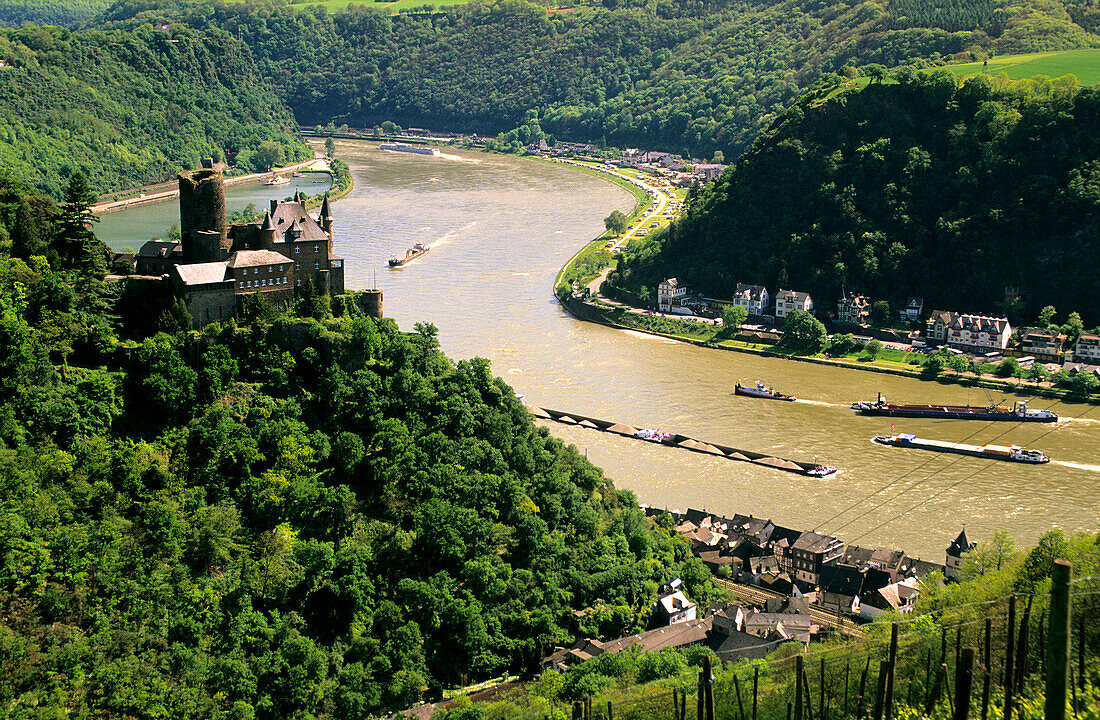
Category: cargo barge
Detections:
[
  {"x1": 379, "y1": 142, "x2": 441, "y2": 156},
  {"x1": 872, "y1": 433, "x2": 1050, "y2": 463},
  {"x1": 388, "y1": 242, "x2": 429, "y2": 267},
  {"x1": 851, "y1": 394, "x2": 1057, "y2": 422}
]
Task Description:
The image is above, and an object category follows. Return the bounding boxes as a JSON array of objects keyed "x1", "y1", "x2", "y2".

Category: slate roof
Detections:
[
  {"x1": 776, "y1": 289, "x2": 811, "y2": 303},
  {"x1": 137, "y1": 240, "x2": 182, "y2": 258},
  {"x1": 227, "y1": 250, "x2": 292, "y2": 268},
  {"x1": 175, "y1": 261, "x2": 229, "y2": 286},
  {"x1": 271, "y1": 201, "x2": 329, "y2": 243},
  {"x1": 734, "y1": 283, "x2": 768, "y2": 301},
  {"x1": 950, "y1": 313, "x2": 1009, "y2": 334},
  {"x1": 793, "y1": 531, "x2": 841, "y2": 554},
  {"x1": 598, "y1": 617, "x2": 712, "y2": 655},
  {"x1": 947, "y1": 529, "x2": 973, "y2": 558}
]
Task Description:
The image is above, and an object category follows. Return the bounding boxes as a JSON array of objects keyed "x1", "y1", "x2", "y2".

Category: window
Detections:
[
  {"x1": 296, "y1": 278, "x2": 301, "y2": 286},
  {"x1": 314, "y1": 261, "x2": 320, "y2": 270},
  {"x1": 294, "y1": 246, "x2": 301, "y2": 254},
  {"x1": 268, "y1": 266, "x2": 273, "y2": 273},
  {"x1": 279, "y1": 265, "x2": 284, "y2": 271},
  {"x1": 295, "y1": 262, "x2": 300, "y2": 270},
  {"x1": 240, "y1": 282, "x2": 244, "y2": 289},
  {"x1": 313, "y1": 244, "x2": 319, "y2": 253}
]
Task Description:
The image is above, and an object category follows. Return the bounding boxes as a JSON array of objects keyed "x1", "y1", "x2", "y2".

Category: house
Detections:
[
  {"x1": 774, "y1": 289, "x2": 813, "y2": 320},
  {"x1": 742, "y1": 606, "x2": 816, "y2": 644},
  {"x1": 733, "y1": 283, "x2": 769, "y2": 316},
  {"x1": 1075, "y1": 334, "x2": 1100, "y2": 363},
  {"x1": 946, "y1": 313, "x2": 1011, "y2": 353},
  {"x1": 817, "y1": 564, "x2": 864, "y2": 615},
  {"x1": 543, "y1": 617, "x2": 713, "y2": 671},
  {"x1": 693, "y1": 163, "x2": 726, "y2": 180},
  {"x1": 644, "y1": 150, "x2": 671, "y2": 164},
  {"x1": 660, "y1": 156, "x2": 688, "y2": 171},
  {"x1": 945, "y1": 529, "x2": 973, "y2": 580},
  {"x1": 925, "y1": 310, "x2": 957, "y2": 343},
  {"x1": 784, "y1": 531, "x2": 846, "y2": 587},
  {"x1": 653, "y1": 590, "x2": 697, "y2": 625},
  {"x1": 837, "y1": 292, "x2": 871, "y2": 326},
  {"x1": 901, "y1": 297, "x2": 924, "y2": 322},
  {"x1": 859, "y1": 577, "x2": 920, "y2": 619},
  {"x1": 1018, "y1": 329, "x2": 1066, "y2": 362},
  {"x1": 658, "y1": 277, "x2": 689, "y2": 312},
  {"x1": 135, "y1": 240, "x2": 183, "y2": 275}
]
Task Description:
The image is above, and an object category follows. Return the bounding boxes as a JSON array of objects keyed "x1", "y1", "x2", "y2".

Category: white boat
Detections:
[
  {"x1": 379, "y1": 142, "x2": 441, "y2": 156},
  {"x1": 263, "y1": 174, "x2": 290, "y2": 186}
]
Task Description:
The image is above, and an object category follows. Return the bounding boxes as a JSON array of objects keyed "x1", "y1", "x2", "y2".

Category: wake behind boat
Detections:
[
  {"x1": 735, "y1": 381, "x2": 796, "y2": 402},
  {"x1": 388, "y1": 242, "x2": 430, "y2": 267},
  {"x1": 852, "y1": 393, "x2": 1057, "y2": 422},
  {"x1": 872, "y1": 433, "x2": 1050, "y2": 463}
]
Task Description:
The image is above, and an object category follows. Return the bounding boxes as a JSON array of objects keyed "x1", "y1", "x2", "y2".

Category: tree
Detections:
[
  {"x1": 862, "y1": 64, "x2": 888, "y2": 83},
  {"x1": 325, "y1": 137, "x2": 336, "y2": 158},
  {"x1": 1037, "y1": 305, "x2": 1057, "y2": 328},
  {"x1": 722, "y1": 305, "x2": 748, "y2": 334},
  {"x1": 604, "y1": 210, "x2": 628, "y2": 236},
  {"x1": 711, "y1": 151, "x2": 724, "y2": 164},
  {"x1": 946, "y1": 353, "x2": 970, "y2": 375},
  {"x1": 870, "y1": 300, "x2": 891, "y2": 327},
  {"x1": 996, "y1": 356, "x2": 1020, "y2": 377},
  {"x1": 863, "y1": 338, "x2": 883, "y2": 359},
  {"x1": 781, "y1": 309, "x2": 827, "y2": 354},
  {"x1": 253, "y1": 141, "x2": 285, "y2": 171},
  {"x1": 54, "y1": 172, "x2": 104, "y2": 276},
  {"x1": 1027, "y1": 363, "x2": 1049, "y2": 384},
  {"x1": 1062, "y1": 311, "x2": 1084, "y2": 342},
  {"x1": 12, "y1": 198, "x2": 46, "y2": 258}
]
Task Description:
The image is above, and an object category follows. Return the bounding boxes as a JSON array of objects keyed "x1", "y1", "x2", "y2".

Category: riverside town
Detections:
[{"x1": 1, "y1": 3, "x2": 1099, "y2": 719}]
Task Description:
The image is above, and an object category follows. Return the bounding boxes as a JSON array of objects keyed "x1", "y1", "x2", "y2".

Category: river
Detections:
[{"x1": 97, "y1": 139, "x2": 1100, "y2": 560}]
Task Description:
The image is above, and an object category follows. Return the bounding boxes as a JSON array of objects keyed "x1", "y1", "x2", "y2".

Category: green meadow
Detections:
[{"x1": 945, "y1": 48, "x2": 1100, "y2": 86}]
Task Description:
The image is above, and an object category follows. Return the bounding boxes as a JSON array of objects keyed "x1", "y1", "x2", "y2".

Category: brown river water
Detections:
[{"x1": 98, "y1": 140, "x2": 1100, "y2": 559}]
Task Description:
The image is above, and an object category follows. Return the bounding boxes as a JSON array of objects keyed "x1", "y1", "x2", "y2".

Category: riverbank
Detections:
[{"x1": 91, "y1": 154, "x2": 349, "y2": 215}]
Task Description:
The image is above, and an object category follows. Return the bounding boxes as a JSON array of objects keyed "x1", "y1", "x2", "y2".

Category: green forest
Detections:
[
  {"x1": 98, "y1": 0, "x2": 1100, "y2": 161},
  {"x1": 614, "y1": 70, "x2": 1100, "y2": 325},
  {"x1": 0, "y1": 175, "x2": 721, "y2": 716},
  {"x1": 0, "y1": 21, "x2": 308, "y2": 197}
]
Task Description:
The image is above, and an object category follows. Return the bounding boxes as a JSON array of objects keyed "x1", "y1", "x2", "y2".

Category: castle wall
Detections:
[{"x1": 183, "y1": 283, "x2": 237, "y2": 329}]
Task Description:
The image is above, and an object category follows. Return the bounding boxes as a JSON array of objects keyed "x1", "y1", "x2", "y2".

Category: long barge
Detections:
[
  {"x1": 851, "y1": 394, "x2": 1057, "y2": 422},
  {"x1": 379, "y1": 142, "x2": 441, "y2": 156},
  {"x1": 872, "y1": 433, "x2": 1050, "y2": 463},
  {"x1": 525, "y1": 404, "x2": 837, "y2": 477}
]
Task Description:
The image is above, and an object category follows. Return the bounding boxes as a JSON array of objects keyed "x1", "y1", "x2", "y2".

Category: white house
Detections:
[
  {"x1": 733, "y1": 283, "x2": 769, "y2": 316},
  {"x1": 1074, "y1": 334, "x2": 1100, "y2": 362},
  {"x1": 774, "y1": 289, "x2": 813, "y2": 320},
  {"x1": 946, "y1": 313, "x2": 1011, "y2": 353},
  {"x1": 653, "y1": 590, "x2": 697, "y2": 625},
  {"x1": 657, "y1": 278, "x2": 689, "y2": 312}
]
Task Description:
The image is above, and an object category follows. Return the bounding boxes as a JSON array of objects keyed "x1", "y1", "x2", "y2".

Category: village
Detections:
[{"x1": 544, "y1": 506, "x2": 971, "y2": 673}]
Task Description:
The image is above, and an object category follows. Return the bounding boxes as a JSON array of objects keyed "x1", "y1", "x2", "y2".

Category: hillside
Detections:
[
  {"x1": 0, "y1": 177, "x2": 717, "y2": 716},
  {"x1": 99, "y1": 0, "x2": 1100, "y2": 162},
  {"x1": 0, "y1": 22, "x2": 308, "y2": 197},
  {"x1": 613, "y1": 70, "x2": 1100, "y2": 325}
]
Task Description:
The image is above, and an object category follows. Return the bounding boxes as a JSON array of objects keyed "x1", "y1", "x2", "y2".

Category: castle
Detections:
[{"x1": 138, "y1": 169, "x2": 346, "y2": 328}]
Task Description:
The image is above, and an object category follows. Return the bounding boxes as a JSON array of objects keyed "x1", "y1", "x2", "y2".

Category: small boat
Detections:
[
  {"x1": 388, "y1": 242, "x2": 430, "y2": 267},
  {"x1": 871, "y1": 433, "x2": 1050, "y2": 463},
  {"x1": 852, "y1": 393, "x2": 1057, "y2": 422},
  {"x1": 634, "y1": 428, "x2": 674, "y2": 443},
  {"x1": 806, "y1": 465, "x2": 838, "y2": 477},
  {"x1": 263, "y1": 174, "x2": 290, "y2": 186},
  {"x1": 735, "y1": 382, "x2": 796, "y2": 402}
]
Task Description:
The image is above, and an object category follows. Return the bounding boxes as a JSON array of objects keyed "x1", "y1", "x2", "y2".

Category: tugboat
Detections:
[
  {"x1": 805, "y1": 464, "x2": 839, "y2": 477},
  {"x1": 851, "y1": 393, "x2": 1058, "y2": 422},
  {"x1": 735, "y1": 381, "x2": 796, "y2": 401},
  {"x1": 871, "y1": 433, "x2": 1050, "y2": 463},
  {"x1": 388, "y1": 243, "x2": 430, "y2": 267}
]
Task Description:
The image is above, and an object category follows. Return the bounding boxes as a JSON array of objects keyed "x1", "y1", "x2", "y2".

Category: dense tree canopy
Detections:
[
  {"x1": 0, "y1": 177, "x2": 714, "y2": 716},
  {"x1": 614, "y1": 71, "x2": 1100, "y2": 325}
]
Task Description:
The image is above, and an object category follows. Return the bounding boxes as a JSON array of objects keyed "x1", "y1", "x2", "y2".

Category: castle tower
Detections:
[
  {"x1": 259, "y1": 212, "x2": 277, "y2": 250},
  {"x1": 318, "y1": 194, "x2": 334, "y2": 248},
  {"x1": 178, "y1": 169, "x2": 229, "y2": 263},
  {"x1": 362, "y1": 289, "x2": 383, "y2": 319}
]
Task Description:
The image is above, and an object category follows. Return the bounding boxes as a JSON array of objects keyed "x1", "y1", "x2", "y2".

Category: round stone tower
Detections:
[
  {"x1": 178, "y1": 169, "x2": 230, "y2": 262},
  {"x1": 362, "y1": 289, "x2": 383, "y2": 319}
]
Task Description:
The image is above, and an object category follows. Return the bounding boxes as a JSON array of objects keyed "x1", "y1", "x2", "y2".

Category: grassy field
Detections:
[{"x1": 944, "y1": 49, "x2": 1100, "y2": 86}]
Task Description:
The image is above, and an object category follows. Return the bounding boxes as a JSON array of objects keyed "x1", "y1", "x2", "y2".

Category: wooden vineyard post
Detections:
[
  {"x1": 1045, "y1": 559, "x2": 1071, "y2": 720},
  {"x1": 955, "y1": 647, "x2": 975, "y2": 720},
  {"x1": 872, "y1": 660, "x2": 890, "y2": 720},
  {"x1": 795, "y1": 655, "x2": 804, "y2": 720},
  {"x1": 885, "y1": 623, "x2": 898, "y2": 720},
  {"x1": 981, "y1": 617, "x2": 992, "y2": 720},
  {"x1": 1004, "y1": 594, "x2": 1016, "y2": 720},
  {"x1": 754, "y1": 666, "x2": 759, "y2": 720},
  {"x1": 734, "y1": 673, "x2": 747, "y2": 720},
  {"x1": 1015, "y1": 597, "x2": 1032, "y2": 696}
]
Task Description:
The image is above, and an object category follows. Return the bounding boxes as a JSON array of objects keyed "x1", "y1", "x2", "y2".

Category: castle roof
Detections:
[
  {"x1": 261, "y1": 212, "x2": 275, "y2": 231},
  {"x1": 175, "y1": 261, "x2": 230, "y2": 286},
  {"x1": 270, "y1": 201, "x2": 328, "y2": 243},
  {"x1": 319, "y1": 195, "x2": 332, "y2": 221},
  {"x1": 947, "y1": 529, "x2": 973, "y2": 558},
  {"x1": 227, "y1": 249, "x2": 292, "y2": 268},
  {"x1": 137, "y1": 240, "x2": 182, "y2": 258}
]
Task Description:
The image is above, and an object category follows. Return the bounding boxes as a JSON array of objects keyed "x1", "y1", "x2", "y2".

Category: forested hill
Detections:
[
  {"x1": 0, "y1": 22, "x2": 307, "y2": 197},
  {"x1": 0, "y1": 177, "x2": 714, "y2": 715},
  {"x1": 614, "y1": 71, "x2": 1100, "y2": 324},
  {"x1": 101, "y1": 0, "x2": 1100, "y2": 162}
]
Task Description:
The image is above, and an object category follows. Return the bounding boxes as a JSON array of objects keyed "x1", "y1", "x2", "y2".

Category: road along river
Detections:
[{"x1": 98, "y1": 140, "x2": 1100, "y2": 559}]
